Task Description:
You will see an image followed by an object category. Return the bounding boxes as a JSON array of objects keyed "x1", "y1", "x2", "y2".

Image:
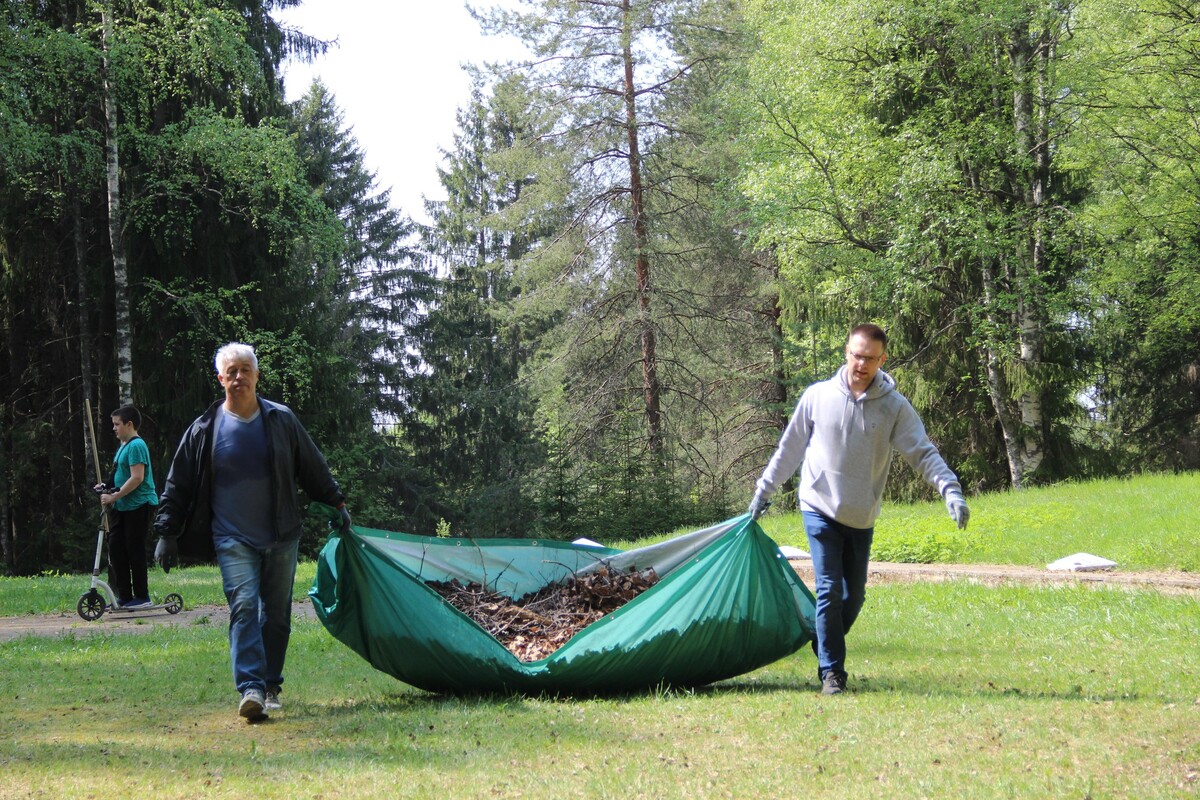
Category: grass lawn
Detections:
[
  {"x1": 755, "y1": 471, "x2": 1200, "y2": 572},
  {"x1": 0, "y1": 582, "x2": 1196, "y2": 799},
  {"x1": 0, "y1": 472, "x2": 1197, "y2": 798}
]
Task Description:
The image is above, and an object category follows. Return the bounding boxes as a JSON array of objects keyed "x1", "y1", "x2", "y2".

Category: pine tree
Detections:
[{"x1": 404, "y1": 76, "x2": 550, "y2": 537}]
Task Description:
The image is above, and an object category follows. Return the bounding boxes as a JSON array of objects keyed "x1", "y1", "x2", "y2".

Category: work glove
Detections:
[
  {"x1": 747, "y1": 491, "x2": 772, "y2": 521},
  {"x1": 154, "y1": 536, "x2": 178, "y2": 574},
  {"x1": 944, "y1": 490, "x2": 970, "y2": 531},
  {"x1": 336, "y1": 505, "x2": 352, "y2": 534}
]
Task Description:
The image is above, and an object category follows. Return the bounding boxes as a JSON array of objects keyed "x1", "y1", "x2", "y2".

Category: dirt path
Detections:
[
  {"x1": 1, "y1": 562, "x2": 1196, "y2": 642},
  {"x1": 0, "y1": 600, "x2": 317, "y2": 642},
  {"x1": 790, "y1": 560, "x2": 1200, "y2": 594}
]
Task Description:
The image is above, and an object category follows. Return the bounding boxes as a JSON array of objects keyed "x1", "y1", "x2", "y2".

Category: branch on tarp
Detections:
[{"x1": 428, "y1": 563, "x2": 660, "y2": 662}]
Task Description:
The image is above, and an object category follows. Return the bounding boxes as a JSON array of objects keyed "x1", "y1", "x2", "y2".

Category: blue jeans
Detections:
[
  {"x1": 803, "y1": 511, "x2": 874, "y2": 679},
  {"x1": 215, "y1": 538, "x2": 299, "y2": 695}
]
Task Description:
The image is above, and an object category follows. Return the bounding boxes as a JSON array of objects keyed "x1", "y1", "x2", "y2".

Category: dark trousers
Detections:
[{"x1": 108, "y1": 503, "x2": 152, "y2": 603}]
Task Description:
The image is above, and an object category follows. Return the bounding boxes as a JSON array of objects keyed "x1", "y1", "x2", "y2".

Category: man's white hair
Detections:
[{"x1": 214, "y1": 342, "x2": 259, "y2": 374}]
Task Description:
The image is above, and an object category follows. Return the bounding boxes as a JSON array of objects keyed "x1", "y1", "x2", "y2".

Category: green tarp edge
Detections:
[{"x1": 309, "y1": 515, "x2": 816, "y2": 694}]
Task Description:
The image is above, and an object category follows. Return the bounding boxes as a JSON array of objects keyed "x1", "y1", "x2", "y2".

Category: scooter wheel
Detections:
[
  {"x1": 77, "y1": 591, "x2": 106, "y2": 621},
  {"x1": 164, "y1": 593, "x2": 184, "y2": 614}
]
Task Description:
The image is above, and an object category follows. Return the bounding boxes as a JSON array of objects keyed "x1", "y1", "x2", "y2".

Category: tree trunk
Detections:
[
  {"x1": 1008, "y1": 23, "x2": 1048, "y2": 481},
  {"x1": 0, "y1": 322, "x2": 11, "y2": 572},
  {"x1": 74, "y1": 198, "x2": 98, "y2": 488},
  {"x1": 981, "y1": 260, "x2": 1027, "y2": 488},
  {"x1": 0, "y1": 442, "x2": 9, "y2": 572},
  {"x1": 621, "y1": 0, "x2": 663, "y2": 460},
  {"x1": 767, "y1": 285, "x2": 796, "y2": 509},
  {"x1": 101, "y1": 2, "x2": 134, "y2": 405}
]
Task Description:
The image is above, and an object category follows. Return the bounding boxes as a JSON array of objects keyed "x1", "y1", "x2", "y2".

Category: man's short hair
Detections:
[
  {"x1": 214, "y1": 342, "x2": 259, "y2": 374},
  {"x1": 111, "y1": 405, "x2": 141, "y2": 429},
  {"x1": 849, "y1": 323, "x2": 888, "y2": 349}
]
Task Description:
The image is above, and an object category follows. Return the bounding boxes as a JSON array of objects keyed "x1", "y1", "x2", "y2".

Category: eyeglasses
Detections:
[{"x1": 846, "y1": 350, "x2": 883, "y2": 364}]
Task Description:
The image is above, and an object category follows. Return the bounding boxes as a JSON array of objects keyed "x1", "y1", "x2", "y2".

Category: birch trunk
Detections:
[{"x1": 101, "y1": 3, "x2": 134, "y2": 405}]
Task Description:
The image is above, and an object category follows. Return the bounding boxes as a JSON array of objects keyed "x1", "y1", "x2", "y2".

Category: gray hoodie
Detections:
[{"x1": 755, "y1": 365, "x2": 961, "y2": 529}]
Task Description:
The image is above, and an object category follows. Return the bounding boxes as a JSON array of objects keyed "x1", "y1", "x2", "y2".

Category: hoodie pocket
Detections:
[{"x1": 808, "y1": 466, "x2": 878, "y2": 527}]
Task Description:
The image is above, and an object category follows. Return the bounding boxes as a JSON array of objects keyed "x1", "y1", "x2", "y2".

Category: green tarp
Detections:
[{"x1": 309, "y1": 515, "x2": 816, "y2": 694}]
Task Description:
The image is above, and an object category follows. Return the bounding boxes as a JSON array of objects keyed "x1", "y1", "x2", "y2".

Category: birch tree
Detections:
[{"x1": 99, "y1": 1, "x2": 133, "y2": 403}]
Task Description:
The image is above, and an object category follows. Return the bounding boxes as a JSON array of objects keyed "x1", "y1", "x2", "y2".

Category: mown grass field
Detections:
[{"x1": 0, "y1": 473, "x2": 1197, "y2": 798}]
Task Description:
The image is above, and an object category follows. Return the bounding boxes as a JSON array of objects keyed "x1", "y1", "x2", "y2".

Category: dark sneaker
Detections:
[
  {"x1": 821, "y1": 671, "x2": 847, "y2": 696},
  {"x1": 123, "y1": 598, "x2": 153, "y2": 609},
  {"x1": 264, "y1": 688, "x2": 282, "y2": 712},
  {"x1": 239, "y1": 688, "x2": 266, "y2": 720}
]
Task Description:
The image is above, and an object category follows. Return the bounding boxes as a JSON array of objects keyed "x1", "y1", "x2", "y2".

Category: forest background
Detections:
[{"x1": 3, "y1": 0, "x2": 1199, "y2": 575}]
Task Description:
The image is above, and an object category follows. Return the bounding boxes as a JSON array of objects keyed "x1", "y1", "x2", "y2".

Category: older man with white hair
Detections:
[{"x1": 154, "y1": 343, "x2": 351, "y2": 721}]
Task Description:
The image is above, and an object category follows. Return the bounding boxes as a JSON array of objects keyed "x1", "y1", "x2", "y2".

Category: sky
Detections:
[{"x1": 275, "y1": 2, "x2": 523, "y2": 222}]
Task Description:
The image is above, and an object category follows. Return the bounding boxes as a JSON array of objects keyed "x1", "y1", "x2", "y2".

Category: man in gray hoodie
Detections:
[{"x1": 748, "y1": 323, "x2": 969, "y2": 695}]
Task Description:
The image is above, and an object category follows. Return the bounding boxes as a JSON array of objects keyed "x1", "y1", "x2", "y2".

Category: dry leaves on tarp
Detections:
[{"x1": 428, "y1": 564, "x2": 660, "y2": 662}]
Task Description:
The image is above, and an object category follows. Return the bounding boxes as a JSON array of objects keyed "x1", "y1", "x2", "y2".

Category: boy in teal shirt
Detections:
[{"x1": 97, "y1": 406, "x2": 158, "y2": 607}]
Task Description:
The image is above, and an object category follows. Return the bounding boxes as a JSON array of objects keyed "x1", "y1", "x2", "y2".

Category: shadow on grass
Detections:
[{"x1": 330, "y1": 668, "x2": 1156, "y2": 707}]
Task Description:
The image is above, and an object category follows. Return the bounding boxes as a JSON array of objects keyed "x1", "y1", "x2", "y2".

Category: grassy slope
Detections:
[{"x1": 752, "y1": 471, "x2": 1200, "y2": 571}]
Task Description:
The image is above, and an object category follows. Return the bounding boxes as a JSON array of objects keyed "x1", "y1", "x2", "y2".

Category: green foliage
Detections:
[
  {"x1": 737, "y1": 0, "x2": 1089, "y2": 491},
  {"x1": 0, "y1": 1, "x2": 419, "y2": 574},
  {"x1": 870, "y1": 522, "x2": 971, "y2": 564},
  {"x1": 473, "y1": 1, "x2": 779, "y2": 529},
  {"x1": 1062, "y1": 0, "x2": 1200, "y2": 468},
  {"x1": 9, "y1": 0, "x2": 1200, "y2": 571},
  {"x1": 399, "y1": 77, "x2": 548, "y2": 537}
]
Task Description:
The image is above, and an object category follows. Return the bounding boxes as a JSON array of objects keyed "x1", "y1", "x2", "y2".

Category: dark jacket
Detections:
[{"x1": 153, "y1": 397, "x2": 344, "y2": 544}]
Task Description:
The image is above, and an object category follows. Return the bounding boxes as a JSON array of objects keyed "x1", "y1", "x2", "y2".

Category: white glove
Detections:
[
  {"x1": 944, "y1": 490, "x2": 970, "y2": 530},
  {"x1": 748, "y1": 491, "x2": 772, "y2": 521}
]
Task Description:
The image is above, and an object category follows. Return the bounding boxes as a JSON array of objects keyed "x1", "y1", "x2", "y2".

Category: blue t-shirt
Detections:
[
  {"x1": 211, "y1": 408, "x2": 274, "y2": 548},
  {"x1": 113, "y1": 437, "x2": 157, "y2": 512}
]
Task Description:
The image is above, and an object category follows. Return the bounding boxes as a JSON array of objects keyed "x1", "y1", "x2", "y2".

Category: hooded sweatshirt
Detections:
[{"x1": 755, "y1": 365, "x2": 961, "y2": 529}]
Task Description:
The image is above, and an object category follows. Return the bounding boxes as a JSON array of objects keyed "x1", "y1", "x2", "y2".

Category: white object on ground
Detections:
[
  {"x1": 572, "y1": 537, "x2": 606, "y2": 548},
  {"x1": 778, "y1": 545, "x2": 811, "y2": 561},
  {"x1": 1046, "y1": 553, "x2": 1118, "y2": 572}
]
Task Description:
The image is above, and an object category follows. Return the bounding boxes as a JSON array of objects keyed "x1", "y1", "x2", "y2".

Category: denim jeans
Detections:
[
  {"x1": 215, "y1": 538, "x2": 299, "y2": 695},
  {"x1": 803, "y1": 511, "x2": 874, "y2": 679}
]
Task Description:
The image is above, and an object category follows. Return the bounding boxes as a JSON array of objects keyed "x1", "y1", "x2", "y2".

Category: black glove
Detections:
[
  {"x1": 154, "y1": 536, "x2": 178, "y2": 573},
  {"x1": 337, "y1": 505, "x2": 352, "y2": 534}
]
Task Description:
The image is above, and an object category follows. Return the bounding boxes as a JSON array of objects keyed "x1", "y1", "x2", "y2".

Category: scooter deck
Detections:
[{"x1": 107, "y1": 603, "x2": 174, "y2": 613}]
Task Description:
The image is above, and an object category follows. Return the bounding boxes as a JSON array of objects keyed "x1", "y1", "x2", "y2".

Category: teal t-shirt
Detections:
[{"x1": 113, "y1": 437, "x2": 157, "y2": 512}]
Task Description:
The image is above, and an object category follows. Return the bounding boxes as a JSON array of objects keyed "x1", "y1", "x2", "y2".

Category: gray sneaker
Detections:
[
  {"x1": 264, "y1": 688, "x2": 282, "y2": 712},
  {"x1": 821, "y1": 671, "x2": 847, "y2": 696},
  {"x1": 239, "y1": 688, "x2": 266, "y2": 719}
]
